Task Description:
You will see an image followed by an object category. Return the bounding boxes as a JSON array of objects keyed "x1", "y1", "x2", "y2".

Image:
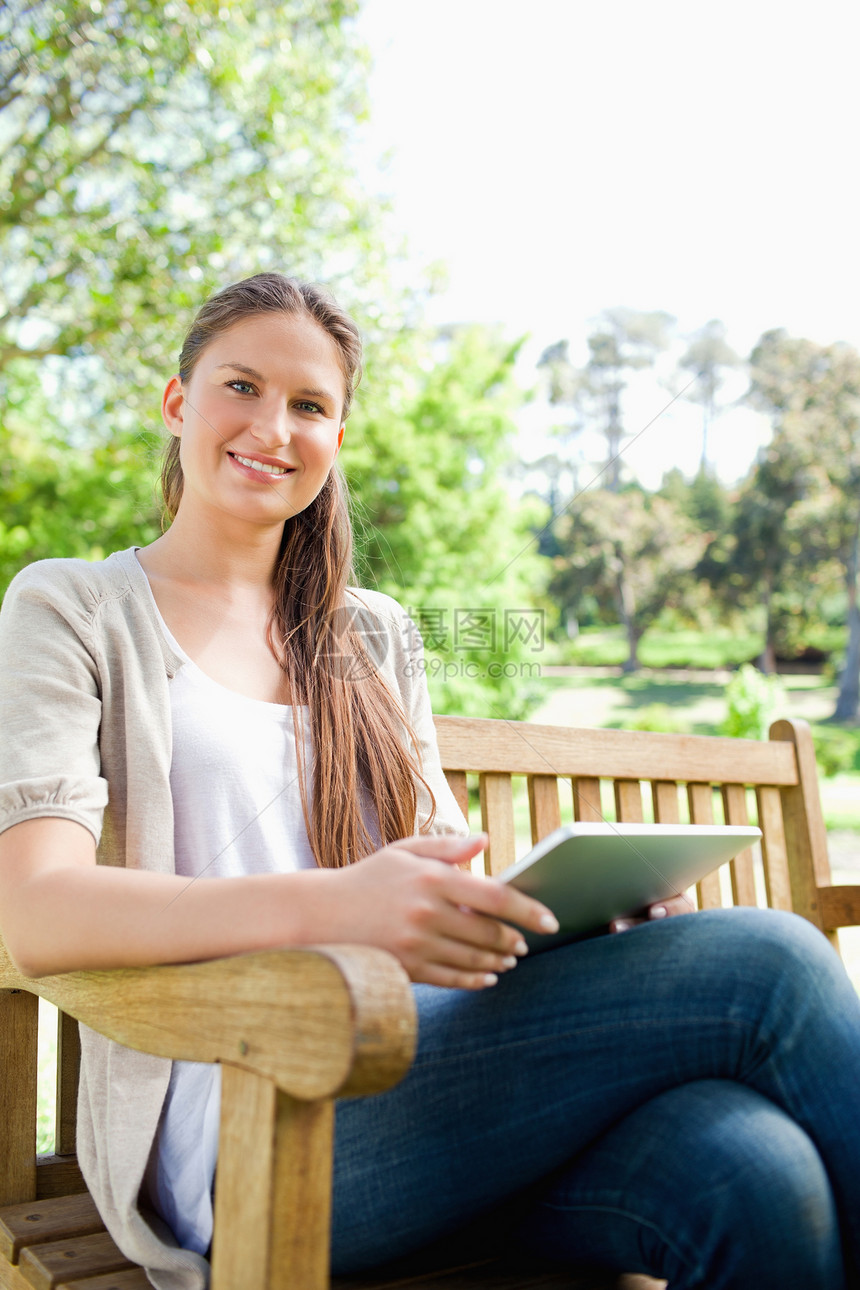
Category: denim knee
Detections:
[
  {"x1": 667, "y1": 1082, "x2": 843, "y2": 1288},
  {"x1": 687, "y1": 906, "x2": 853, "y2": 1012},
  {"x1": 518, "y1": 1080, "x2": 845, "y2": 1290}
]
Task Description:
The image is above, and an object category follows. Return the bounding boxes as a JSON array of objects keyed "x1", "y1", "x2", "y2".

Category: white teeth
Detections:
[{"x1": 233, "y1": 453, "x2": 290, "y2": 476}]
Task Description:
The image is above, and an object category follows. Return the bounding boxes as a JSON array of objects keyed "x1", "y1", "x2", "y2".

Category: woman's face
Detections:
[{"x1": 162, "y1": 311, "x2": 346, "y2": 530}]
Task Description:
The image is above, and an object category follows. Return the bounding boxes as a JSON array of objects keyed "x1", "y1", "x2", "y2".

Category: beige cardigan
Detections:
[{"x1": 0, "y1": 548, "x2": 467, "y2": 1290}]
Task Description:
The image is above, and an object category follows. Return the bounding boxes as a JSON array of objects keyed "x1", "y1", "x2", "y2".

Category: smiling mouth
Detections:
[{"x1": 229, "y1": 452, "x2": 294, "y2": 477}]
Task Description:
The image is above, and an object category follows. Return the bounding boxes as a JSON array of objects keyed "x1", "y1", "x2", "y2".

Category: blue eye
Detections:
[
  {"x1": 227, "y1": 379, "x2": 256, "y2": 395},
  {"x1": 295, "y1": 400, "x2": 323, "y2": 413}
]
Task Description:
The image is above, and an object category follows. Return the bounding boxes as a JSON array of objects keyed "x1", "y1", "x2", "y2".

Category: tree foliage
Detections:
[
  {"x1": 678, "y1": 319, "x2": 739, "y2": 475},
  {"x1": 344, "y1": 326, "x2": 548, "y2": 718},
  {"x1": 0, "y1": 6, "x2": 549, "y2": 719},
  {"x1": 549, "y1": 487, "x2": 706, "y2": 672},
  {"x1": 746, "y1": 330, "x2": 860, "y2": 716},
  {"x1": 1, "y1": 0, "x2": 377, "y2": 406},
  {"x1": 539, "y1": 308, "x2": 674, "y2": 494},
  {"x1": 0, "y1": 0, "x2": 387, "y2": 593}
]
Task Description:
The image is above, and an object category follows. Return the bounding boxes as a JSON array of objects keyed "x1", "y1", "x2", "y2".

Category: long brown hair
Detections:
[{"x1": 161, "y1": 273, "x2": 435, "y2": 866}]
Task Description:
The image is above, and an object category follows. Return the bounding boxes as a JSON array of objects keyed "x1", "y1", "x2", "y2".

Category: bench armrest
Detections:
[{"x1": 0, "y1": 942, "x2": 417, "y2": 1098}]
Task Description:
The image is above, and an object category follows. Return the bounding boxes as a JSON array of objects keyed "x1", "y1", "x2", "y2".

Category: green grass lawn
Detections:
[
  {"x1": 556, "y1": 623, "x2": 847, "y2": 671},
  {"x1": 557, "y1": 625, "x2": 764, "y2": 670}
]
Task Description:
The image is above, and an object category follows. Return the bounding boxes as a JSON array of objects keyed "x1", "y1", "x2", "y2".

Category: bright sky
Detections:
[{"x1": 356, "y1": 0, "x2": 860, "y2": 487}]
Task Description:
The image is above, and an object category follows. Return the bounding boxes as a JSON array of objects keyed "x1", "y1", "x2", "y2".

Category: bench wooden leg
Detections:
[
  {"x1": 211, "y1": 1064, "x2": 333, "y2": 1290},
  {"x1": 0, "y1": 990, "x2": 38, "y2": 1207}
]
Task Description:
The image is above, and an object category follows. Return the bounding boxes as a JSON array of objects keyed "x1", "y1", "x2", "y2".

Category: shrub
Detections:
[
  {"x1": 624, "y1": 704, "x2": 690, "y2": 734},
  {"x1": 812, "y1": 728, "x2": 858, "y2": 778},
  {"x1": 721, "y1": 665, "x2": 785, "y2": 741}
]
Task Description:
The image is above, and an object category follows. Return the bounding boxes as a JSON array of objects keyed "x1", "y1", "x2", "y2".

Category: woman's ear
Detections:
[{"x1": 162, "y1": 376, "x2": 184, "y2": 438}]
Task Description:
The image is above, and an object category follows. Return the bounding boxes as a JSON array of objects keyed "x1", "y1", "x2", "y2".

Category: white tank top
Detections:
[{"x1": 143, "y1": 599, "x2": 315, "y2": 1255}]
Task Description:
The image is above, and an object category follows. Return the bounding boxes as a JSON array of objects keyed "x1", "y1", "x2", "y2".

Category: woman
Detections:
[{"x1": 0, "y1": 273, "x2": 859, "y2": 1290}]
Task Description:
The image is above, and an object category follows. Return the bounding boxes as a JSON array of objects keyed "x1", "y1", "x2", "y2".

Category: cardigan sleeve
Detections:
[{"x1": 0, "y1": 563, "x2": 108, "y2": 842}]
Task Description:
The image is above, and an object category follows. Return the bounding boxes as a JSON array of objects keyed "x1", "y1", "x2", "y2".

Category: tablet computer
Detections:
[{"x1": 499, "y1": 822, "x2": 762, "y2": 952}]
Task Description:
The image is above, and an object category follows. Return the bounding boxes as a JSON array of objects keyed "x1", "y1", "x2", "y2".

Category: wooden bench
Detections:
[{"x1": 0, "y1": 715, "x2": 855, "y2": 1290}]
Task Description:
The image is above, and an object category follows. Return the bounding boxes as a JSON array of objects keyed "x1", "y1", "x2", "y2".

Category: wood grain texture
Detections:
[
  {"x1": 0, "y1": 1256, "x2": 31, "y2": 1290},
  {"x1": 434, "y1": 716, "x2": 798, "y2": 785},
  {"x1": 0, "y1": 1193, "x2": 102, "y2": 1263},
  {"x1": 55, "y1": 1015, "x2": 80, "y2": 1158},
  {"x1": 0, "y1": 991, "x2": 38, "y2": 1207},
  {"x1": 211, "y1": 1065, "x2": 276, "y2": 1290},
  {"x1": 268, "y1": 1093, "x2": 333, "y2": 1290},
  {"x1": 35, "y1": 1160, "x2": 86, "y2": 1203},
  {"x1": 651, "y1": 782, "x2": 680, "y2": 824},
  {"x1": 0, "y1": 944, "x2": 416, "y2": 1102},
  {"x1": 687, "y1": 784, "x2": 722, "y2": 909},
  {"x1": 572, "y1": 778, "x2": 603, "y2": 824},
  {"x1": 18, "y1": 1229, "x2": 132, "y2": 1290},
  {"x1": 817, "y1": 886, "x2": 860, "y2": 930},
  {"x1": 445, "y1": 770, "x2": 469, "y2": 823},
  {"x1": 771, "y1": 719, "x2": 834, "y2": 936},
  {"x1": 478, "y1": 774, "x2": 516, "y2": 875},
  {"x1": 721, "y1": 784, "x2": 757, "y2": 907},
  {"x1": 527, "y1": 775, "x2": 562, "y2": 844},
  {"x1": 211, "y1": 1067, "x2": 334, "y2": 1290},
  {"x1": 56, "y1": 1270, "x2": 152, "y2": 1289},
  {"x1": 613, "y1": 781, "x2": 643, "y2": 823},
  {"x1": 755, "y1": 786, "x2": 793, "y2": 912}
]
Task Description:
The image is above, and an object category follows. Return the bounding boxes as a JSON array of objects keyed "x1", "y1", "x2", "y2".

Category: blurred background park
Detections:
[
  {"x1": 3, "y1": 0, "x2": 860, "y2": 819},
  {"x1": 6, "y1": 0, "x2": 860, "y2": 1144}
]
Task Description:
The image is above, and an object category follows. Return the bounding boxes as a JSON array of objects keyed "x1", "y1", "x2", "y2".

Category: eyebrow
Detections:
[
  {"x1": 296, "y1": 387, "x2": 338, "y2": 405},
  {"x1": 215, "y1": 362, "x2": 266, "y2": 381}
]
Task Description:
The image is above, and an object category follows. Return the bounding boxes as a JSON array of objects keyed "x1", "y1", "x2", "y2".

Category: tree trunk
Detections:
[
  {"x1": 759, "y1": 577, "x2": 777, "y2": 674},
  {"x1": 615, "y1": 554, "x2": 639, "y2": 672},
  {"x1": 834, "y1": 523, "x2": 860, "y2": 720}
]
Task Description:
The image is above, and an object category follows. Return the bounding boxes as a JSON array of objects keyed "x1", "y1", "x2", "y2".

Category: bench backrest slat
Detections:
[{"x1": 435, "y1": 716, "x2": 835, "y2": 944}]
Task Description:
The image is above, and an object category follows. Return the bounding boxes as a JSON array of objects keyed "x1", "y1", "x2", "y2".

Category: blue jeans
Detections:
[{"x1": 331, "y1": 908, "x2": 860, "y2": 1289}]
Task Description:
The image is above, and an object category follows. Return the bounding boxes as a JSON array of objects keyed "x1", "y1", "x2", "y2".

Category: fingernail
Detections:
[
  {"x1": 514, "y1": 939, "x2": 529, "y2": 956},
  {"x1": 539, "y1": 913, "x2": 560, "y2": 933},
  {"x1": 502, "y1": 955, "x2": 518, "y2": 969},
  {"x1": 613, "y1": 920, "x2": 633, "y2": 932},
  {"x1": 650, "y1": 905, "x2": 668, "y2": 919},
  {"x1": 484, "y1": 973, "x2": 499, "y2": 987}
]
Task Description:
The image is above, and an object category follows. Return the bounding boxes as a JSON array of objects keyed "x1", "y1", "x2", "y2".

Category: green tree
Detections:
[
  {"x1": 549, "y1": 487, "x2": 706, "y2": 672},
  {"x1": 678, "y1": 320, "x2": 740, "y2": 475},
  {"x1": 658, "y1": 467, "x2": 735, "y2": 617},
  {"x1": 0, "y1": 0, "x2": 384, "y2": 588},
  {"x1": 0, "y1": 3, "x2": 550, "y2": 719},
  {"x1": 344, "y1": 325, "x2": 548, "y2": 718},
  {"x1": 746, "y1": 330, "x2": 860, "y2": 714},
  {"x1": 539, "y1": 308, "x2": 674, "y2": 492},
  {"x1": 1, "y1": 0, "x2": 376, "y2": 399}
]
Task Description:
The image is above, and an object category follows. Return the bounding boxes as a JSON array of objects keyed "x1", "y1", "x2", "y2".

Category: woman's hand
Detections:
[
  {"x1": 610, "y1": 891, "x2": 696, "y2": 934},
  {"x1": 334, "y1": 834, "x2": 560, "y2": 991}
]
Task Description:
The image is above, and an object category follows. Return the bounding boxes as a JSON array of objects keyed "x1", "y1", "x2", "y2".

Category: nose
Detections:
[{"x1": 250, "y1": 397, "x2": 291, "y2": 446}]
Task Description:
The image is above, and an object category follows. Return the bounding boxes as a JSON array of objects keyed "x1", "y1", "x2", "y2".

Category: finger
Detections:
[
  {"x1": 610, "y1": 916, "x2": 645, "y2": 933},
  {"x1": 393, "y1": 833, "x2": 488, "y2": 864},
  {"x1": 443, "y1": 868, "x2": 560, "y2": 938},
  {"x1": 410, "y1": 961, "x2": 502, "y2": 990},
  {"x1": 421, "y1": 932, "x2": 521, "y2": 977},
  {"x1": 650, "y1": 893, "x2": 696, "y2": 917},
  {"x1": 435, "y1": 903, "x2": 531, "y2": 959}
]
